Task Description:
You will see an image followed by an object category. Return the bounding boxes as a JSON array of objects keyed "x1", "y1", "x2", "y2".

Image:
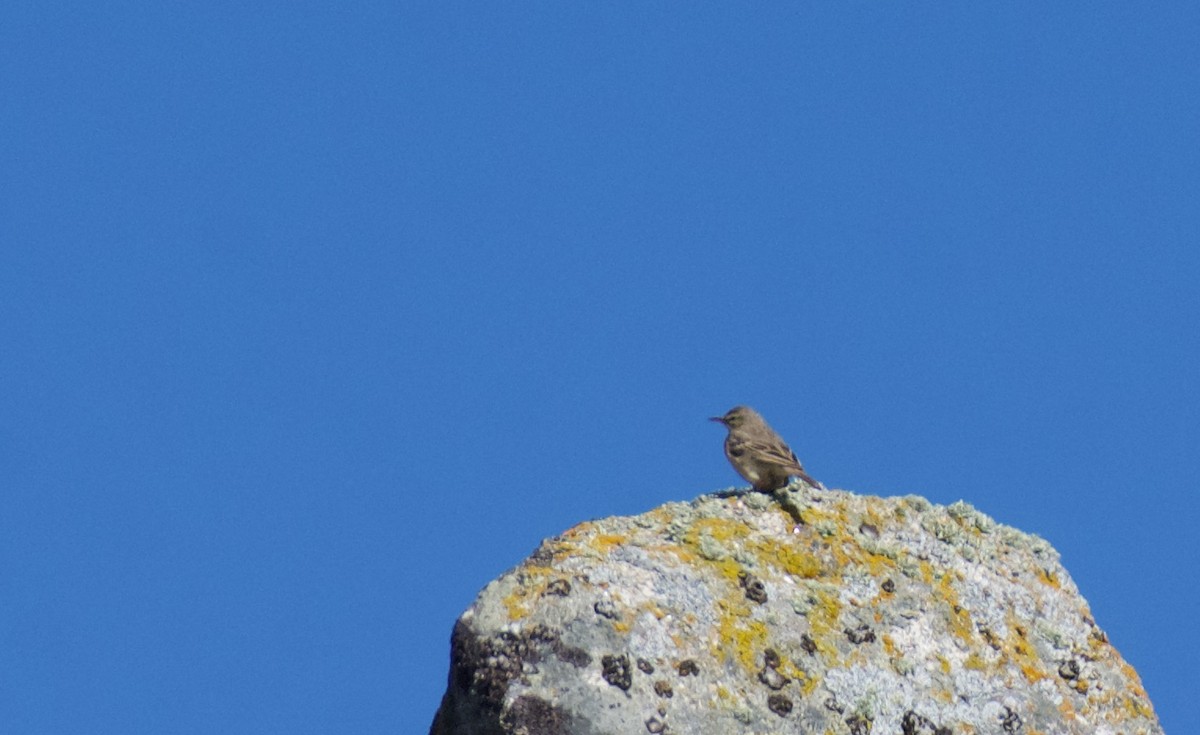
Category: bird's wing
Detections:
[{"x1": 740, "y1": 437, "x2": 807, "y2": 473}]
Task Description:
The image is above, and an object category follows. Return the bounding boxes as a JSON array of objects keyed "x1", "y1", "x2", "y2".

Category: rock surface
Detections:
[{"x1": 430, "y1": 484, "x2": 1162, "y2": 735}]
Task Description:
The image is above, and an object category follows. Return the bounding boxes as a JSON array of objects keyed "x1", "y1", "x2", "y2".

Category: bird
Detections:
[{"x1": 710, "y1": 405, "x2": 819, "y2": 491}]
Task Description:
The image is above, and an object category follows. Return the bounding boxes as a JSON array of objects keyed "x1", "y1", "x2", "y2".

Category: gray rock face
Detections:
[{"x1": 430, "y1": 485, "x2": 1162, "y2": 735}]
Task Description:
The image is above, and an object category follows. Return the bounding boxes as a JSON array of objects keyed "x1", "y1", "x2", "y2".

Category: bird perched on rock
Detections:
[{"x1": 710, "y1": 405, "x2": 819, "y2": 491}]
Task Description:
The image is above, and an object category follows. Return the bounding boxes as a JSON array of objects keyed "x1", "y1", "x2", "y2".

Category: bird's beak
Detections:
[{"x1": 709, "y1": 416, "x2": 726, "y2": 424}]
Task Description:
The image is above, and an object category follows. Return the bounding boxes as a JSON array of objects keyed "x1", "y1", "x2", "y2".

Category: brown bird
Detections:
[{"x1": 710, "y1": 405, "x2": 819, "y2": 491}]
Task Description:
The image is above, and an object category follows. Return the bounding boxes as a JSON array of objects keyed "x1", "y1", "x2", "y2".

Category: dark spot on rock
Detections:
[
  {"x1": 601, "y1": 654, "x2": 632, "y2": 690},
  {"x1": 757, "y1": 648, "x2": 789, "y2": 690},
  {"x1": 767, "y1": 693, "x2": 793, "y2": 717},
  {"x1": 594, "y1": 600, "x2": 619, "y2": 619},
  {"x1": 1058, "y1": 659, "x2": 1080, "y2": 680},
  {"x1": 845, "y1": 624, "x2": 876, "y2": 644},
  {"x1": 645, "y1": 716, "x2": 665, "y2": 733},
  {"x1": 514, "y1": 623, "x2": 589, "y2": 669},
  {"x1": 738, "y1": 571, "x2": 768, "y2": 604},
  {"x1": 979, "y1": 625, "x2": 1001, "y2": 650},
  {"x1": 637, "y1": 658, "x2": 654, "y2": 674},
  {"x1": 758, "y1": 666, "x2": 789, "y2": 690},
  {"x1": 824, "y1": 696, "x2": 844, "y2": 713},
  {"x1": 654, "y1": 680, "x2": 673, "y2": 698},
  {"x1": 763, "y1": 648, "x2": 780, "y2": 669},
  {"x1": 526, "y1": 541, "x2": 559, "y2": 566},
  {"x1": 1001, "y1": 706, "x2": 1022, "y2": 733},
  {"x1": 447, "y1": 619, "x2": 551, "y2": 714},
  {"x1": 901, "y1": 710, "x2": 950, "y2": 735},
  {"x1": 554, "y1": 643, "x2": 591, "y2": 669},
  {"x1": 859, "y1": 522, "x2": 879, "y2": 538},
  {"x1": 677, "y1": 659, "x2": 699, "y2": 677},
  {"x1": 526, "y1": 624, "x2": 558, "y2": 644},
  {"x1": 882, "y1": 578, "x2": 895, "y2": 593},
  {"x1": 543, "y1": 579, "x2": 571, "y2": 597},
  {"x1": 502, "y1": 695, "x2": 569, "y2": 735},
  {"x1": 846, "y1": 713, "x2": 873, "y2": 734},
  {"x1": 800, "y1": 634, "x2": 818, "y2": 655}
]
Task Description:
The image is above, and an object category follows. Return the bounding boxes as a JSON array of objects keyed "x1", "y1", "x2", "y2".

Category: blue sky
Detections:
[{"x1": 2, "y1": 4, "x2": 1197, "y2": 733}]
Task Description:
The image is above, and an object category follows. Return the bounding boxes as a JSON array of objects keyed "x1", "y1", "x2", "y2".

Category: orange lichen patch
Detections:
[
  {"x1": 881, "y1": 633, "x2": 899, "y2": 659},
  {"x1": 1002, "y1": 615, "x2": 1048, "y2": 684},
  {"x1": 1117, "y1": 660, "x2": 1149, "y2": 697},
  {"x1": 964, "y1": 653, "x2": 988, "y2": 671},
  {"x1": 656, "y1": 540, "x2": 701, "y2": 566},
  {"x1": 500, "y1": 563, "x2": 580, "y2": 620},
  {"x1": 1120, "y1": 694, "x2": 1157, "y2": 720},
  {"x1": 1037, "y1": 567, "x2": 1061, "y2": 589},
  {"x1": 934, "y1": 571, "x2": 975, "y2": 644},
  {"x1": 645, "y1": 507, "x2": 678, "y2": 525},
  {"x1": 589, "y1": 533, "x2": 632, "y2": 555},
  {"x1": 528, "y1": 537, "x2": 578, "y2": 563},
  {"x1": 501, "y1": 590, "x2": 529, "y2": 620},
  {"x1": 501, "y1": 579, "x2": 541, "y2": 620},
  {"x1": 559, "y1": 522, "x2": 598, "y2": 542}
]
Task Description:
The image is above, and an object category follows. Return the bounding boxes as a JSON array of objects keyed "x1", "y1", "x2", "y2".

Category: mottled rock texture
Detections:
[{"x1": 430, "y1": 485, "x2": 1162, "y2": 735}]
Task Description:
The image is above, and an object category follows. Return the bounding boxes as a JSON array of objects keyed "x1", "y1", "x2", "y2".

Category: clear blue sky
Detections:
[{"x1": 2, "y1": 4, "x2": 1196, "y2": 733}]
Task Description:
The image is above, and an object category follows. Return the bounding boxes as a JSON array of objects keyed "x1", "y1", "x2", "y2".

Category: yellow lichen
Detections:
[
  {"x1": 803, "y1": 587, "x2": 843, "y2": 666},
  {"x1": 752, "y1": 536, "x2": 822, "y2": 579},
  {"x1": 1038, "y1": 567, "x2": 1061, "y2": 589},
  {"x1": 934, "y1": 571, "x2": 976, "y2": 644},
  {"x1": 777, "y1": 655, "x2": 808, "y2": 689},
  {"x1": 685, "y1": 516, "x2": 753, "y2": 545},
  {"x1": 881, "y1": 633, "x2": 898, "y2": 659},
  {"x1": 1123, "y1": 695, "x2": 1155, "y2": 719},
  {"x1": 713, "y1": 597, "x2": 766, "y2": 671},
  {"x1": 590, "y1": 533, "x2": 631, "y2": 555},
  {"x1": 1003, "y1": 615, "x2": 1048, "y2": 683},
  {"x1": 918, "y1": 560, "x2": 935, "y2": 584},
  {"x1": 500, "y1": 564, "x2": 558, "y2": 620},
  {"x1": 1118, "y1": 660, "x2": 1149, "y2": 697}
]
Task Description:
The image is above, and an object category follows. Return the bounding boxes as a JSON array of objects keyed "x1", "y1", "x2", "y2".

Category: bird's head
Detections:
[{"x1": 710, "y1": 405, "x2": 757, "y2": 430}]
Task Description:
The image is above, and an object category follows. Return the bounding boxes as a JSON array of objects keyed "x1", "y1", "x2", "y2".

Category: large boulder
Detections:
[{"x1": 431, "y1": 485, "x2": 1162, "y2": 735}]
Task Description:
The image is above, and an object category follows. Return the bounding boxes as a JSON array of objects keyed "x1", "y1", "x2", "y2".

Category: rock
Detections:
[{"x1": 429, "y1": 484, "x2": 1162, "y2": 735}]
